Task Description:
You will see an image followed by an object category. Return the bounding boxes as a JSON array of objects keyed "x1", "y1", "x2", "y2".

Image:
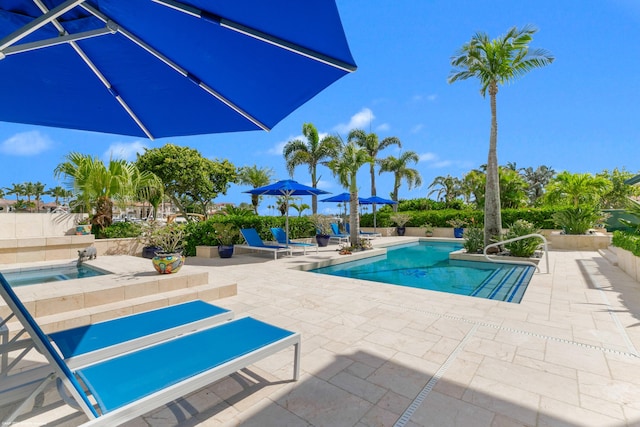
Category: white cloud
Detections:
[
  {"x1": 0, "y1": 131, "x2": 52, "y2": 156},
  {"x1": 267, "y1": 140, "x2": 288, "y2": 155},
  {"x1": 411, "y1": 124, "x2": 424, "y2": 134},
  {"x1": 104, "y1": 141, "x2": 147, "y2": 161},
  {"x1": 433, "y1": 160, "x2": 453, "y2": 168},
  {"x1": 376, "y1": 123, "x2": 390, "y2": 132},
  {"x1": 419, "y1": 152, "x2": 437, "y2": 162},
  {"x1": 334, "y1": 108, "x2": 374, "y2": 134},
  {"x1": 427, "y1": 94, "x2": 437, "y2": 101}
]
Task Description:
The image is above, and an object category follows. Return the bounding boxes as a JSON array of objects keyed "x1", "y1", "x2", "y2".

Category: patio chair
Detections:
[
  {"x1": 345, "y1": 223, "x2": 381, "y2": 239},
  {"x1": 0, "y1": 273, "x2": 300, "y2": 426},
  {"x1": 238, "y1": 228, "x2": 292, "y2": 260},
  {"x1": 329, "y1": 223, "x2": 350, "y2": 244},
  {"x1": 270, "y1": 227, "x2": 318, "y2": 255}
]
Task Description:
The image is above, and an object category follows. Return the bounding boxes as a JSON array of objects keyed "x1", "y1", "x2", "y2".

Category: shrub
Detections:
[
  {"x1": 97, "y1": 221, "x2": 143, "y2": 239},
  {"x1": 552, "y1": 207, "x2": 601, "y2": 235},
  {"x1": 612, "y1": 230, "x2": 640, "y2": 256},
  {"x1": 463, "y1": 227, "x2": 484, "y2": 254},
  {"x1": 504, "y1": 220, "x2": 542, "y2": 257}
]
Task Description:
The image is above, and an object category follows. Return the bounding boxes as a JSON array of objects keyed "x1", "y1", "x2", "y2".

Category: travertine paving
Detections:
[{"x1": 9, "y1": 239, "x2": 640, "y2": 426}]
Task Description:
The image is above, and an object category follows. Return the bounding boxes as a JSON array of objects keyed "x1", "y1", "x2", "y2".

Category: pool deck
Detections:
[{"x1": 7, "y1": 237, "x2": 640, "y2": 426}]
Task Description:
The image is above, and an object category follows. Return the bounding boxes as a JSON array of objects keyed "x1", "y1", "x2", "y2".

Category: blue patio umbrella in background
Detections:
[
  {"x1": 360, "y1": 196, "x2": 397, "y2": 231},
  {"x1": 320, "y1": 192, "x2": 368, "y2": 227},
  {"x1": 0, "y1": 1, "x2": 356, "y2": 139},
  {"x1": 245, "y1": 180, "x2": 329, "y2": 247}
]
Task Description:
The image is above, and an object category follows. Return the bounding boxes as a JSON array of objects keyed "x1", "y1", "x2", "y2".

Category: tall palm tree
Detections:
[
  {"x1": 283, "y1": 123, "x2": 341, "y2": 214},
  {"x1": 328, "y1": 142, "x2": 372, "y2": 244},
  {"x1": 47, "y1": 186, "x2": 67, "y2": 207},
  {"x1": 22, "y1": 182, "x2": 35, "y2": 212},
  {"x1": 520, "y1": 165, "x2": 555, "y2": 206},
  {"x1": 32, "y1": 181, "x2": 46, "y2": 212},
  {"x1": 448, "y1": 25, "x2": 554, "y2": 245},
  {"x1": 238, "y1": 164, "x2": 274, "y2": 214},
  {"x1": 378, "y1": 151, "x2": 422, "y2": 211},
  {"x1": 5, "y1": 183, "x2": 25, "y2": 203},
  {"x1": 428, "y1": 175, "x2": 461, "y2": 204},
  {"x1": 55, "y1": 152, "x2": 162, "y2": 231}
]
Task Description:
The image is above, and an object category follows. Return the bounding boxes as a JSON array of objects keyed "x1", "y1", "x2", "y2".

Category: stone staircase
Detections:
[{"x1": 1, "y1": 256, "x2": 236, "y2": 337}]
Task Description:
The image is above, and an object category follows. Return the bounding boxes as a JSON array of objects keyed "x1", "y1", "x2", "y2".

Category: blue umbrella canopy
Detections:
[
  {"x1": 320, "y1": 192, "x2": 368, "y2": 204},
  {"x1": 0, "y1": 0, "x2": 356, "y2": 139},
  {"x1": 360, "y1": 196, "x2": 397, "y2": 231},
  {"x1": 245, "y1": 180, "x2": 329, "y2": 246}
]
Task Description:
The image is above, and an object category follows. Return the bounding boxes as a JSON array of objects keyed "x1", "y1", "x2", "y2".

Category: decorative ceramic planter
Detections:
[
  {"x1": 453, "y1": 227, "x2": 464, "y2": 238},
  {"x1": 152, "y1": 252, "x2": 185, "y2": 274},
  {"x1": 75, "y1": 224, "x2": 92, "y2": 235},
  {"x1": 217, "y1": 245, "x2": 234, "y2": 258},
  {"x1": 396, "y1": 226, "x2": 406, "y2": 236},
  {"x1": 316, "y1": 235, "x2": 330, "y2": 247}
]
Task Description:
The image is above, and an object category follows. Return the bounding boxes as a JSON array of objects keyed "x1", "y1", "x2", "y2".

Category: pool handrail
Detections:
[{"x1": 483, "y1": 233, "x2": 549, "y2": 274}]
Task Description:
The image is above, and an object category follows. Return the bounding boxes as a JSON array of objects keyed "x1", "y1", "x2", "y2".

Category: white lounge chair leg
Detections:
[
  {"x1": 293, "y1": 341, "x2": 301, "y2": 380},
  {"x1": 5, "y1": 372, "x2": 55, "y2": 424}
]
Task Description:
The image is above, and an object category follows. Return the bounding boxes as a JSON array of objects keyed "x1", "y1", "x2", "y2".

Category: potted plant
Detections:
[
  {"x1": 390, "y1": 213, "x2": 411, "y2": 236},
  {"x1": 447, "y1": 218, "x2": 467, "y2": 238},
  {"x1": 139, "y1": 220, "x2": 164, "y2": 259},
  {"x1": 75, "y1": 216, "x2": 92, "y2": 235},
  {"x1": 422, "y1": 222, "x2": 434, "y2": 237},
  {"x1": 150, "y1": 223, "x2": 186, "y2": 274},
  {"x1": 309, "y1": 214, "x2": 332, "y2": 247},
  {"x1": 211, "y1": 223, "x2": 239, "y2": 258}
]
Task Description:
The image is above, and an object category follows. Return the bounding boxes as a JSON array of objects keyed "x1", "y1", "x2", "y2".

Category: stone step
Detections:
[
  {"x1": 4, "y1": 281, "x2": 237, "y2": 338},
  {"x1": 599, "y1": 247, "x2": 619, "y2": 266}
]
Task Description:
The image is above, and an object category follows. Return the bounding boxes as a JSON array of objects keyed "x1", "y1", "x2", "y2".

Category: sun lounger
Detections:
[
  {"x1": 238, "y1": 228, "x2": 292, "y2": 260},
  {"x1": 329, "y1": 223, "x2": 350, "y2": 244},
  {"x1": 49, "y1": 300, "x2": 234, "y2": 368},
  {"x1": 270, "y1": 227, "x2": 318, "y2": 255},
  {"x1": 0, "y1": 273, "x2": 300, "y2": 426},
  {"x1": 345, "y1": 223, "x2": 381, "y2": 238}
]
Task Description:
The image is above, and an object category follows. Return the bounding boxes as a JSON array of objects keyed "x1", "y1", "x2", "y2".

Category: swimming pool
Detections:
[
  {"x1": 311, "y1": 241, "x2": 534, "y2": 303},
  {"x1": 2, "y1": 264, "x2": 107, "y2": 287}
]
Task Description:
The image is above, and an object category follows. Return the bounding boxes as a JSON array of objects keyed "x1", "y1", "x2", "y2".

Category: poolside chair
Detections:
[
  {"x1": 329, "y1": 223, "x2": 350, "y2": 244},
  {"x1": 345, "y1": 223, "x2": 381, "y2": 239},
  {"x1": 270, "y1": 227, "x2": 318, "y2": 255},
  {"x1": 0, "y1": 273, "x2": 300, "y2": 426},
  {"x1": 238, "y1": 228, "x2": 292, "y2": 260}
]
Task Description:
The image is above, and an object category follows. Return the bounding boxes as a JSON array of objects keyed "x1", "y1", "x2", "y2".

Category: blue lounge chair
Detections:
[
  {"x1": 238, "y1": 228, "x2": 292, "y2": 260},
  {"x1": 345, "y1": 223, "x2": 381, "y2": 238},
  {"x1": 0, "y1": 273, "x2": 300, "y2": 426},
  {"x1": 270, "y1": 227, "x2": 318, "y2": 255},
  {"x1": 329, "y1": 223, "x2": 350, "y2": 244}
]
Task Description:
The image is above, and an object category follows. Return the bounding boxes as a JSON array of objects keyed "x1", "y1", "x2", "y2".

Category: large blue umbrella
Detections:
[
  {"x1": 360, "y1": 196, "x2": 397, "y2": 231},
  {"x1": 245, "y1": 180, "x2": 329, "y2": 247},
  {"x1": 320, "y1": 192, "x2": 368, "y2": 225},
  {"x1": 0, "y1": 1, "x2": 356, "y2": 139}
]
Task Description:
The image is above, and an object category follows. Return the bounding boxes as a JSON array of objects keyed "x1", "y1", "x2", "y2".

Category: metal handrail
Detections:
[{"x1": 483, "y1": 233, "x2": 549, "y2": 274}]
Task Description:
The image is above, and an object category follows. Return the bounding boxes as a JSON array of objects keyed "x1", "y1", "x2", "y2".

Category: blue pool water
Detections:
[
  {"x1": 312, "y1": 241, "x2": 534, "y2": 303},
  {"x1": 2, "y1": 264, "x2": 106, "y2": 287}
]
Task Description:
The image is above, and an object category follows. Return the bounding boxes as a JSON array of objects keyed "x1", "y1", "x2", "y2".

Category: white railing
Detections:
[{"x1": 483, "y1": 233, "x2": 549, "y2": 273}]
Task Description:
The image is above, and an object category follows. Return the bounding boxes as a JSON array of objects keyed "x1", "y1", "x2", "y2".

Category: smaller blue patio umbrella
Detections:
[
  {"x1": 245, "y1": 180, "x2": 329, "y2": 246},
  {"x1": 360, "y1": 196, "x2": 398, "y2": 231}
]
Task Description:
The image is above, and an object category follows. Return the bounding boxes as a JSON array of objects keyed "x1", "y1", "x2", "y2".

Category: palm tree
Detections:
[
  {"x1": 520, "y1": 165, "x2": 555, "y2": 206},
  {"x1": 348, "y1": 129, "x2": 401, "y2": 214},
  {"x1": 428, "y1": 175, "x2": 461, "y2": 204},
  {"x1": 238, "y1": 164, "x2": 274, "y2": 213},
  {"x1": 290, "y1": 202, "x2": 310, "y2": 217},
  {"x1": 283, "y1": 123, "x2": 341, "y2": 214},
  {"x1": 378, "y1": 151, "x2": 422, "y2": 211},
  {"x1": 54, "y1": 152, "x2": 162, "y2": 232},
  {"x1": 32, "y1": 181, "x2": 46, "y2": 212},
  {"x1": 47, "y1": 186, "x2": 68, "y2": 207},
  {"x1": 328, "y1": 142, "x2": 372, "y2": 245},
  {"x1": 22, "y1": 182, "x2": 35, "y2": 212},
  {"x1": 5, "y1": 183, "x2": 25, "y2": 203},
  {"x1": 544, "y1": 171, "x2": 611, "y2": 208},
  {"x1": 448, "y1": 25, "x2": 554, "y2": 245}
]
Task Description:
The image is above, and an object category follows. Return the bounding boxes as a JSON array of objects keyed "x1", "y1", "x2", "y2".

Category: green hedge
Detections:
[
  {"x1": 361, "y1": 207, "x2": 558, "y2": 229},
  {"x1": 612, "y1": 230, "x2": 640, "y2": 256},
  {"x1": 183, "y1": 215, "x2": 315, "y2": 256}
]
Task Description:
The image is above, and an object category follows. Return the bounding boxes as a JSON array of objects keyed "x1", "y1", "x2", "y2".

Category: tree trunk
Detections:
[
  {"x1": 370, "y1": 163, "x2": 377, "y2": 218},
  {"x1": 350, "y1": 179, "x2": 359, "y2": 246},
  {"x1": 484, "y1": 82, "x2": 502, "y2": 247},
  {"x1": 311, "y1": 167, "x2": 318, "y2": 214}
]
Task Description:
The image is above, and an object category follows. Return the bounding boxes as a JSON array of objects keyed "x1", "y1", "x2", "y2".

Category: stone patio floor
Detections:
[{"x1": 10, "y1": 237, "x2": 640, "y2": 426}]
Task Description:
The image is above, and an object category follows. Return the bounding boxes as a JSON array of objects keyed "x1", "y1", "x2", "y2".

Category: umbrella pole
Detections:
[{"x1": 373, "y1": 203, "x2": 377, "y2": 232}]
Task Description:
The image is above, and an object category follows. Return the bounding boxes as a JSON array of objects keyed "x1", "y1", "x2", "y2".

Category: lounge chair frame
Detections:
[
  {"x1": 238, "y1": 228, "x2": 292, "y2": 260},
  {"x1": 270, "y1": 227, "x2": 318, "y2": 255}
]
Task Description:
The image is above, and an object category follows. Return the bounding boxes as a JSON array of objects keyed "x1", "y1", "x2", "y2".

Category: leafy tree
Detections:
[
  {"x1": 238, "y1": 164, "x2": 274, "y2": 213},
  {"x1": 32, "y1": 181, "x2": 46, "y2": 212},
  {"x1": 283, "y1": 123, "x2": 341, "y2": 213},
  {"x1": 290, "y1": 202, "x2": 310, "y2": 217},
  {"x1": 520, "y1": 165, "x2": 555, "y2": 206},
  {"x1": 22, "y1": 182, "x2": 35, "y2": 212},
  {"x1": 328, "y1": 141, "x2": 372, "y2": 244},
  {"x1": 378, "y1": 151, "x2": 422, "y2": 211},
  {"x1": 5, "y1": 183, "x2": 25, "y2": 203},
  {"x1": 448, "y1": 25, "x2": 554, "y2": 245},
  {"x1": 47, "y1": 186, "x2": 71, "y2": 207},
  {"x1": 543, "y1": 171, "x2": 611, "y2": 208},
  {"x1": 348, "y1": 129, "x2": 401, "y2": 216},
  {"x1": 428, "y1": 175, "x2": 461, "y2": 205},
  {"x1": 461, "y1": 169, "x2": 485, "y2": 206},
  {"x1": 136, "y1": 144, "x2": 237, "y2": 218},
  {"x1": 55, "y1": 153, "x2": 162, "y2": 232},
  {"x1": 597, "y1": 167, "x2": 640, "y2": 209},
  {"x1": 499, "y1": 168, "x2": 528, "y2": 209}
]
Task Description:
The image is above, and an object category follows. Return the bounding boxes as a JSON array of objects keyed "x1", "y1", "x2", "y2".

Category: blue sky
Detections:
[{"x1": 1, "y1": 1, "x2": 639, "y2": 216}]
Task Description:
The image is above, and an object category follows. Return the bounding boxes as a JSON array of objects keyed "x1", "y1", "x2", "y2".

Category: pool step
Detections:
[{"x1": 471, "y1": 265, "x2": 534, "y2": 303}]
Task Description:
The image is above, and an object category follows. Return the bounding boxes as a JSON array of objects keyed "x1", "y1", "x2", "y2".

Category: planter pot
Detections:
[
  {"x1": 454, "y1": 227, "x2": 464, "y2": 238},
  {"x1": 425, "y1": 232, "x2": 433, "y2": 238},
  {"x1": 75, "y1": 224, "x2": 92, "y2": 235},
  {"x1": 142, "y1": 245, "x2": 163, "y2": 259},
  {"x1": 396, "y1": 226, "x2": 406, "y2": 236},
  {"x1": 152, "y1": 252, "x2": 185, "y2": 274},
  {"x1": 217, "y1": 244, "x2": 234, "y2": 258},
  {"x1": 316, "y1": 234, "x2": 330, "y2": 247}
]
